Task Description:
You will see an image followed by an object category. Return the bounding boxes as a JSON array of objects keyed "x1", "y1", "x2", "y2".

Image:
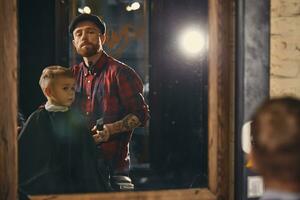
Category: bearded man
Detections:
[{"x1": 69, "y1": 14, "x2": 149, "y2": 190}]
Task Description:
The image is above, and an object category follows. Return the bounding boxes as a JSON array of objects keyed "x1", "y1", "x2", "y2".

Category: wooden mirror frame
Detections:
[{"x1": 0, "y1": 0, "x2": 234, "y2": 199}]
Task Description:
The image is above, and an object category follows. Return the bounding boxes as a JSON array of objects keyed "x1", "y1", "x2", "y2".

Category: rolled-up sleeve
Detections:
[{"x1": 116, "y1": 67, "x2": 150, "y2": 126}]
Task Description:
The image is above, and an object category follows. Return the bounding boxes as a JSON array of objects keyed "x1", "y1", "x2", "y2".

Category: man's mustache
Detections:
[{"x1": 80, "y1": 42, "x2": 93, "y2": 48}]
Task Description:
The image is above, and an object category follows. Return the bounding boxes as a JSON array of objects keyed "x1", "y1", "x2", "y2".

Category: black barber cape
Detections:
[{"x1": 18, "y1": 107, "x2": 109, "y2": 195}]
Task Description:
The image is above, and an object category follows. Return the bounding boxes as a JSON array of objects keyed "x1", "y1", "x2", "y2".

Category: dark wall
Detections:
[
  {"x1": 149, "y1": 0, "x2": 208, "y2": 186},
  {"x1": 18, "y1": 0, "x2": 55, "y2": 117},
  {"x1": 18, "y1": 0, "x2": 69, "y2": 117}
]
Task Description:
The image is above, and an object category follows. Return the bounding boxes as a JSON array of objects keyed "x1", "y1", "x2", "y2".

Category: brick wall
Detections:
[{"x1": 271, "y1": 0, "x2": 300, "y2": 97}]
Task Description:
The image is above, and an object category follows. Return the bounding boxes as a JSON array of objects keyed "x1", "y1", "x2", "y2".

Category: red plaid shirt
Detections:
[{"x1": 71, "y1": 52, "x2": 149, "y2": 174}]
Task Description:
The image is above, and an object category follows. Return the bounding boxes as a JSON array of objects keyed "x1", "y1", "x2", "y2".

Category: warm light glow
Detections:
[
  {"x1": 131, "y1": 2, "x2": 141, "y2": 10},
  {"x1": 78, "y1": 8, "x2": 84, "y2": 14},
  {"x1": 83, "y1": 6, "x2": 91, "y2": 14},
  {"x1": 126, "y1": 5, "x2": 132, "y2": 11},
  {"x1": 126, "y1": 2, "x2": 141, "y2": 12},
  {"x1": 179, "y1": 28, "x2": 205, "y2": 56}
]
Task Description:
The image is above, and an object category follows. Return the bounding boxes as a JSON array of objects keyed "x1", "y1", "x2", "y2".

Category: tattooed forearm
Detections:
[
  {"x1": 105, "y1": 114, "x2": 141, "y2": 136},
  {"x1": 122, "y1": 114, "x2": 141, "y2": 130}
]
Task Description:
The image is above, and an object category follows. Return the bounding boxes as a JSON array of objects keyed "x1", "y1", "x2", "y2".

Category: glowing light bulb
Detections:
[
  {"x1": 83, "y1": 6, "x2": 91, "y2": 14},
  {"x1": 179, "y1": 28, "x2": 205, "y2": 56},
  {"x1": 78, "y1": 8, "x2": 84, "y2": 14},
  {"x1": 126, "y1": 5, "x2": 132, "y2": 11},
  {"x1": 131, "y1": 2, "x2": 140, "y2": 10}
]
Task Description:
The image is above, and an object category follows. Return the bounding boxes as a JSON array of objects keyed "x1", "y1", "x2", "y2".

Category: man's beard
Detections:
[{"x1": 77, "y1": 43, "x2": 100, "y2": 57}]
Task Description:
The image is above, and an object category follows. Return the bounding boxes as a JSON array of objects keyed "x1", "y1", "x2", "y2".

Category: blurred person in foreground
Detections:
[{"x1": 250, "y1": 97, "x2": 300, "y2": 200}]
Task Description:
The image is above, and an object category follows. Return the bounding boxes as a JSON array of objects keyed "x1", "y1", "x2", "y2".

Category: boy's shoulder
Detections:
[
  {"x1": 18, "y1": 107, "x2": 50, "y2": 139},
  {"x1": 27, "y1": 107, "x2": 85, "y2": 126},
  {"x1": 27, "y1": 107, "x2": 48, "y2": 120}
]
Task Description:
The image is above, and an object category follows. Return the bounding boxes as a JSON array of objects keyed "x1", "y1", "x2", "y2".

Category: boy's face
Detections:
[{"x1": 47, "y1": 77, "x2": 75, "y2": 107}]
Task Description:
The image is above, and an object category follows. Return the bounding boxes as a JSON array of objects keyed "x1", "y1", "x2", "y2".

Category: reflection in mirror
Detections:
[
  {"x1": 18, "y1": 0, "x2": 208, "y2": 195},
  {"x1": 148, "y1": 0, "x2": 208, "y2": 190}
]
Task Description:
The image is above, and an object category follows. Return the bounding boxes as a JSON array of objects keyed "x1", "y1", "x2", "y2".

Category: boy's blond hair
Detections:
[{"x1": 39, "y1": 66, "x2": 74, "y2": 96}]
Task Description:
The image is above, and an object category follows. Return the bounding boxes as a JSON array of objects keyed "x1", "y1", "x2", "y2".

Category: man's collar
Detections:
[
  {"x1": 82, "y1": 51, "x2": 108, "y2": 76},
  {"x1": 83, "y1": 52, "x2": 102, "y2": 67}
]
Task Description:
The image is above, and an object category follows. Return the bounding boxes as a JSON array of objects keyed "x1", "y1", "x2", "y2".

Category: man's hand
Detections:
[
  {"x1": 90, "y1": 114, "x2": 141, "y2": 144},
  {"x1": 91, "y1": 125, "x2": 111, "y2": 143}
]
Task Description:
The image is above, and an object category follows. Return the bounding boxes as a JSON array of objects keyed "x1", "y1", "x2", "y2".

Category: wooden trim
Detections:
[
  {"x1": 30, "y1": 189, "x2": 215, "y2": 200},
  {"x1": 0, "y1": 0, "x2": 234, "y2": 199},
  {"x1": 30, "y1": 0, "x2": 235, "y2": 198},
  {"x1": 208, "y1": 0, "x2": 219, "y2": 193},
  {"x1": 208, "y1": 0, "x2": 233, "y2": 199},
  {"x1": 0, "y1": 0, "x2": 18, "y2": 200}
]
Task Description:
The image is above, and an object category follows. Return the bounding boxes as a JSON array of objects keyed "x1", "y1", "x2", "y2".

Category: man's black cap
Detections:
[{"x1": 69, "y1": 13, "x2": 106, "y2": 35}]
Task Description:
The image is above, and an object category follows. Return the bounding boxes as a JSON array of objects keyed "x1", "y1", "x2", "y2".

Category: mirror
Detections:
[
  {"x1": 72, "y1": 0, "x2": 208, "y2": 191},
  {"x1": 16, "y1": 0, "x2": 232, "y2": 199}
]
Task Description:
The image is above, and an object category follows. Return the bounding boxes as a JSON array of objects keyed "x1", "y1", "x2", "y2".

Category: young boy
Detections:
[
  {"x1": 251, "y1": 97, "x2": 300, "y2": 200},
  {"x1": 18, "y1": 66, "x2": 110, "y2": 195}
]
